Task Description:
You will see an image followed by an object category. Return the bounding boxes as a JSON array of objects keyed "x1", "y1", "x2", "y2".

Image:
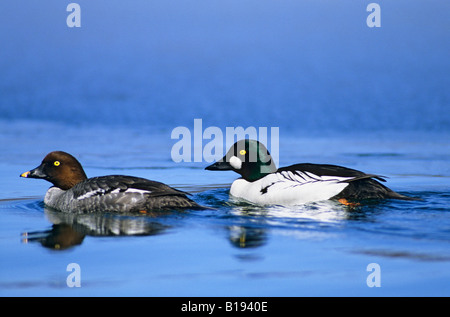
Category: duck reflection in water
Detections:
[
  {"x1": 224, "y1": 198, "x2": 364, "y2": 249},
  {"x1": 228, "y1": 225, "x2": 267, "y2": 249},
  {"x1": 22, "y1": 207, "x2": 169, "y2": 250}
]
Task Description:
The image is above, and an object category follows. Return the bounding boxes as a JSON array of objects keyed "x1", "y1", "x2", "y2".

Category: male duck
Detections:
[
  {"x1": 21, "y1": 151, "x2": 205, "y2": 213},
  {"x1": 205, "y1": 139, "x2": 417, "y2": 206}
]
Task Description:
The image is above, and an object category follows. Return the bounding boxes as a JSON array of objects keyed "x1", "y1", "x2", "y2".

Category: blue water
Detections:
[{"x1": 1, "y1": 1, "x2": 449, "y2": 296}]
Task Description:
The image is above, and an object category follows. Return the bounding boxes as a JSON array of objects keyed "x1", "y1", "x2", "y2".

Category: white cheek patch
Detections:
[{"x1": 229, "y1": 156, "x2": 242, "y2": 170}]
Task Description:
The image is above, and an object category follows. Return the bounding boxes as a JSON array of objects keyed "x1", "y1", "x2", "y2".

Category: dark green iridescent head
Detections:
[{"x1": 205, "y1": 139, "x2": 277, "y2": 182}]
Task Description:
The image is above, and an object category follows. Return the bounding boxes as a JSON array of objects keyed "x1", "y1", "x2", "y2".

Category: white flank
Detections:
[{"x1": 230, "y1": 171, "x2": 352, "y2": 206}]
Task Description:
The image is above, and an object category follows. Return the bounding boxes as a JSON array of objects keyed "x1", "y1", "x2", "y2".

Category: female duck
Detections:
[
  {"x1": 205, "y1": 139, "x2": 417, "y2": 206},
  {"x1": 21, "y1": 151, "x2": 204, "y2": 213}
]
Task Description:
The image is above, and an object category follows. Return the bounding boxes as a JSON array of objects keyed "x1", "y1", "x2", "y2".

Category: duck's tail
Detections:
[{"x1": 336, "y1": 176, "x2": 421, "y2": 201}]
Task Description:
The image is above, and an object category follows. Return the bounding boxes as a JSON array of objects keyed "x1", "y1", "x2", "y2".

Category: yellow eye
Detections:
[
  {"x1": 239, "y1": 150, "x2": 246, "y2": 156},
  {"x1": 54, "y1": 161, "x2": 60, "y2": 166}
]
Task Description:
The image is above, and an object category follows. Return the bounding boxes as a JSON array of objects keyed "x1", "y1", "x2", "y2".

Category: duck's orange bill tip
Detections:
[{"x1": 20, "y1": 171, "x2": 30, "y2": 178}]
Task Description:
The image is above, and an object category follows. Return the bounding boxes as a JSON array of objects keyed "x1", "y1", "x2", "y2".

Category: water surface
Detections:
[
  {"x1": 0, "y1": 0, "x2": 449, "y2": 297},
  {"x1": 0, "y1": 122, "x2": 449, "y2": 296}
]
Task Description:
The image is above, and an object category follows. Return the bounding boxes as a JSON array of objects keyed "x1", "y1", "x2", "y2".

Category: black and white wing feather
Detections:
[
  {"x1": 69, "y1": 175, "x2": 203, "y2": 212},
  {"x1": 277, "y1": 164, "x2": 414, "y2": 200}
]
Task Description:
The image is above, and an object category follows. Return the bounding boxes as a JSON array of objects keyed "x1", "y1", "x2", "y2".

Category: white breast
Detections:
[{"x1": 229, "y1": 171, "x2": 351, "y2": 206}]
